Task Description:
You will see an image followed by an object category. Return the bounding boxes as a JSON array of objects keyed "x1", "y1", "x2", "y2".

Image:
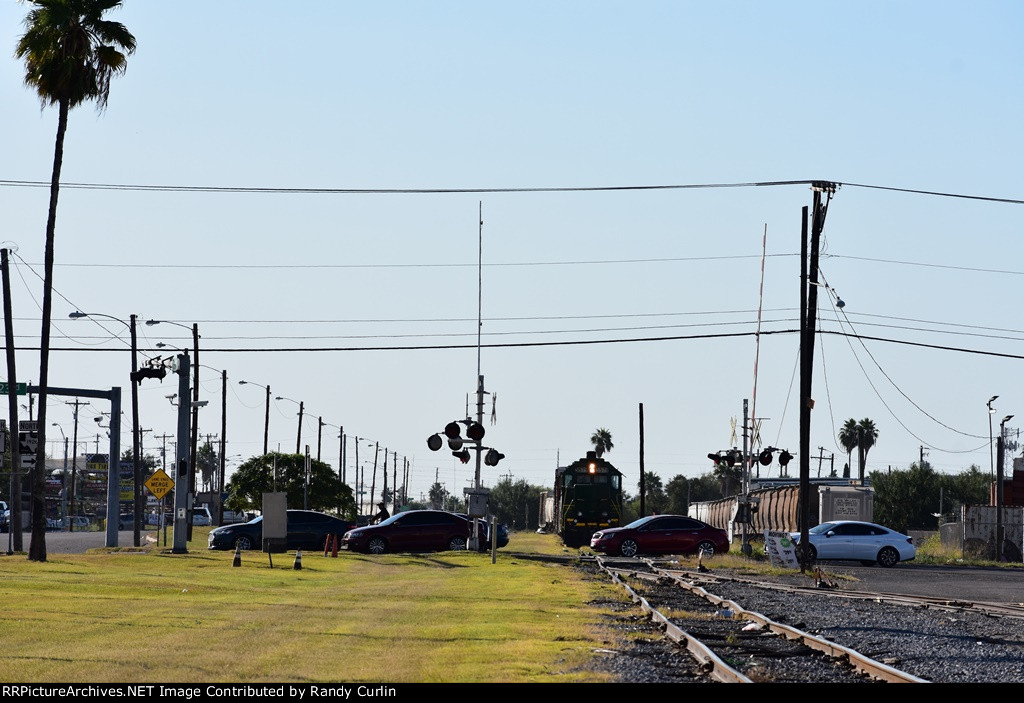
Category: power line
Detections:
[
  {"x1": 9, "y1": 327, "x2": 1024, "y2": 359},
  {"x1": 1, "y1": 177, "x2": 1021, "y2": 203}
]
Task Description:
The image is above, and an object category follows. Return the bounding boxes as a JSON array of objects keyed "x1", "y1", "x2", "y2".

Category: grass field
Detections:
[{"x1": 0, "y1": 529, "x2": 627, "y2": 683}]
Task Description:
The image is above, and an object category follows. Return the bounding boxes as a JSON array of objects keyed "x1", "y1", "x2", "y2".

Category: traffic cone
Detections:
[
  {"x1": 293, "y1": 549, "x2": 303, "y2": 570},
  {"x1": 232, "y1": 543, "x2": 242, "y2": 567}
]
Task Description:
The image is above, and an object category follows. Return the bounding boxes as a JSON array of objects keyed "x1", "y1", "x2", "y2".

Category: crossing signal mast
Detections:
[{"x1": 424, "y1": 203, "x2": 506, "y2": 550}]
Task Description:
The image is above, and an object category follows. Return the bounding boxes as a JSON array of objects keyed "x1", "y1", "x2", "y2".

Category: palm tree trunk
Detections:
[{"x1": 29, "y1": 98, "x2": 68, "y2": 562}]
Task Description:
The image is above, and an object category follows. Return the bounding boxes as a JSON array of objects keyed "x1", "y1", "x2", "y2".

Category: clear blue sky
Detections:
[{"x1": 1, "y1": 2, "x2": 1022, "y2": 511}]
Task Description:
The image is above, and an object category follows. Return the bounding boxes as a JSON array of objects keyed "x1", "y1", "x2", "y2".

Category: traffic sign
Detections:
[
  {"x1": 0, "y1": 383, "x2": 27, "y2": 395},
  {"x1": 145, "y1": 469, "x2": 174, "y2": 500}
]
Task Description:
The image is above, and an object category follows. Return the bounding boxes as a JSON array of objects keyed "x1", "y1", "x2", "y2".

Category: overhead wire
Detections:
[{"x1": 818, "y1": 270, "x2": 986, "y2": 453}]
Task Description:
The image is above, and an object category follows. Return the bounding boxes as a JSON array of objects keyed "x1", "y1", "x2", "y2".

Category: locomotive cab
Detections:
[{"x1": 555, "y1": 451, "x2": 624, "y2": 547}]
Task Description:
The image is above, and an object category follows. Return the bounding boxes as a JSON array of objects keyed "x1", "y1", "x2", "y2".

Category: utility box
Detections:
[
  {"x1": 818, "y1": 485, "x2": 874, "y2": 523},
  {"x1": 261, "y1": 492, "x2": 287, "y2": 553},
  {"x1": 463, "y1": 487, "x2": 490, "y2": 518}
]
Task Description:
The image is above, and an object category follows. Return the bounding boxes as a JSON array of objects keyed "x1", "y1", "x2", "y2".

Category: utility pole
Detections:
[
  {"x1": 188, "y1": 324, "x2": 199, "y2": 542},
  {"x1": 639, "y1": 403, "x2": 645, "y2": 517},
  {"x1": 66, "y1": 400, "x2": 85, "y2": 534},
  {"x1": 218, "y1": 369, "x2": 226, "y2": 526},
  {"x1": 798, "y1": 182, "x2": 835, "y2": 572},
  {"x1": 1, "y1": 248, "x2": 24, "y2": 552},
  {"x1": 172, "y1": 353, "x2": 191, "y2": 554},
  {"x1": 741, "y1": 398, "x2": 751, "y2": 556}
]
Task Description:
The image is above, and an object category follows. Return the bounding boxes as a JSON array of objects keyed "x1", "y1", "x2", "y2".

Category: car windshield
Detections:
[
  {"x1": 808, "y1": 522, "x2": 839, "y2": 534},
  {"x1": 623, "y1": 515, "x2": 660, "y2": 529}
]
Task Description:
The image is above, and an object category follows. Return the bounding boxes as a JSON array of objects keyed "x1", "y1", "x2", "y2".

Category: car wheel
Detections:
[
  {"x1": 877, "y1": 546, "x2": 900, "y2": 568},
  {"x1": 696, "y1": 540, "x2": 717, "y2": 557},
  {"x1": 448, "y1": 535, "x2": 467, "y2": 551},
  {"x1": 235, "y1": 535, "x2": 253, "y2": 550},
  {"x1": 619, "y1": 538, "x2": 639, "y2": 557},
  {"x1": 368, "y1": 536, "x2": 387, "y2": 555}
]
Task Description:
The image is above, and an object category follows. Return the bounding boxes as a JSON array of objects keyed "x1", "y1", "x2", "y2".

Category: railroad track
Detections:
[
  {"x1": 594, "y1": 556, "x2": 928, "y2": 683},
  {"x1": 643, "y1": 560, "x2": 1024, "y2": 620}
]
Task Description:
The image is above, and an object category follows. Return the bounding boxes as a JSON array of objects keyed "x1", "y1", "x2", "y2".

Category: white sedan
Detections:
[{"x1": 790, "y1": 520, "x2": 916, "y2": 568}]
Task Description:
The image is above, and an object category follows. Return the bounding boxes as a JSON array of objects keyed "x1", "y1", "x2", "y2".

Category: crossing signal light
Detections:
[
  {"x1": 444, "y1": 422, "x2": 461, "y2": 439},
  {"x1": 707, "y1": 452, "x2": 721, "y2": 465},
  {"x1": 466, "y1": 422, "x2": 485, "y2": 442},
  {"x1": 758, "y1": 448, "x2": 774, "y2": 466},
  {"x1": 131, "y1": 366, "x2": 167, "y2": 382},
  {"x1": 778, "y1": 449, "x2": 793, "y2": 467},
  {"x1": 448, "y1": 436, "x2": 464, "y2": 451},
  {"x1": 484, "y1": 449, "x2": 505, "y2": 467},
  {"x1": 427, "y1": 434, "x2": 443, "y2": 451},
  {"x1": 453, "y1": 449, "x2": 471, "y2": 464}
]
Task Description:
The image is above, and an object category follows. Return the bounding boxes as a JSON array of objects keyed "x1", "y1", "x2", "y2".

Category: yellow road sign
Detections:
[{"x1": 145, "y1": 469, "x2": 174, "y2": 500}]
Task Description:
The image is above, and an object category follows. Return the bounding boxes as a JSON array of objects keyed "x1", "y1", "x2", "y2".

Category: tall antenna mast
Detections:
[{"x1": 477, "y1": 201, "x2": 483, "y2": 378}]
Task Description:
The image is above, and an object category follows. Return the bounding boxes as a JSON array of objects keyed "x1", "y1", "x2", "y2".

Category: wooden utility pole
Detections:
[
  {"x1": 639, "y1": 403, "x2": 646, "y2": 517},
  {"x1": 799, "y1": 183, "x2": 836, "y2": 572}
]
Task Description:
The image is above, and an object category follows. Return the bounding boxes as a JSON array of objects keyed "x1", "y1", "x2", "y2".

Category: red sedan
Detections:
[{"x1": 590, "y1": 515, "x2": 729, "y2": 557}]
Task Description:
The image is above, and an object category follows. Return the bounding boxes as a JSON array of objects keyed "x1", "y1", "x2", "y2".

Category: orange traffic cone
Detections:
[
  {"x1": 232, "y1": 543, "x2": 242, "y2": 567},
  {"x1": 293, "y1": 549, "x2": 303, "y2": 570}
]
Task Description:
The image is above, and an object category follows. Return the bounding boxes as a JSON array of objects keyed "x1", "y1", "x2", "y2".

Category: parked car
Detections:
[
  {"x1": 789, "y1": 520, "x2": 915, "y2": 568},
  {"x1": 589, "y1": 514, "x2": 730, "y2": 557},
  {"x1": 118, "y1": 513, "x2": 135, "y2": 530},
  {"x1": 342, "y1": 510, "x2": 496, "y2": 554},
  {"x1": 58, "y1": 516, "x2": 91, "y2": 529},
  {"x1": 207, "y1": 510, "x2": 355, "y2": 551},
  {"x1": 192, "y1": 506, "x2": 212, "y2": 526},
  {"x1": 455, "y1": 514, "x2": 510, "y2": 549}
]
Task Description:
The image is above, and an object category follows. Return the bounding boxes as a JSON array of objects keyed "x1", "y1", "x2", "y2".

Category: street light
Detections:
[
  {"x1": 147, "y1": 319, "x2": 200, "y2": 537},
  {"x1": 51, "y1": 423, "x2": 68, "y2": 519},
  {"x1": 275, "y1": 396, "x2": 304, "y2": 454},
  {"x1": 69, "y1": 311, "x2": 147, "y2": 547},
  {"x1": 238, "y1": 380, "x2": 270, "y2": 455},
  {"x1": 988, "y1": 396, "x2": 998, "y2": 482}
]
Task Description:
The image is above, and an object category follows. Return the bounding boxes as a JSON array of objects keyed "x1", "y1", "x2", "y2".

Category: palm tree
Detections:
[
  {"x1": 856, "y1": 418, "x2": 879, "y2": 481},
  {"x1": 838, "y1": 418, "x2": 859, "y2": 479},
  {"x1": 590, "y1": 428, "x2": 613, "y2": 457},
  {"x1": 16, "y1": 0, "x2": 136, "y2": 561}
]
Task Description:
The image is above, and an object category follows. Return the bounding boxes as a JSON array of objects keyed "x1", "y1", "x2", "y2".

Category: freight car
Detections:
[{"x1": 554, "y1": 451, "x2": 624, "y2": 547}]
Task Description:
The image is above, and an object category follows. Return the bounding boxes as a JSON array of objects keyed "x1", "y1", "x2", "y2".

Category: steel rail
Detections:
[
  {"x1": 630, "y1": 563, "x2": 929, "y2": 683},
  {"x1": 597, "y1": 557, "x2": 752, "y2": 683},
  {"x1": 656, "y1": 564, "x2": 1024, "y2": 621}
]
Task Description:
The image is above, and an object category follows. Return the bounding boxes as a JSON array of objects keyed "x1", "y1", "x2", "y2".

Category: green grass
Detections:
[{"x1": 0, "y1": 529, "x2": 627, "y2": 683}]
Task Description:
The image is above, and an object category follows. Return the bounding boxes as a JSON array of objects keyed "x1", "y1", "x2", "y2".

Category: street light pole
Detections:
[
  {"x1": 238, "y1": 380, "x2": 270, "y2": 455},
  {"x1": 997, "y1": 414, "x2": 1013, "y2": 562},
  {"x1": 274, "y1": 396, "x2": 303, "y2": 454},
  {"x1": 147, "y1": 319, "x2": 200, "y2": 537},
  {"x1": 69, "y1": 311, "x2": 144, "y2": 546},
  {"x1": 988, "y1": 396, "x2": 998, "y2": 482}
]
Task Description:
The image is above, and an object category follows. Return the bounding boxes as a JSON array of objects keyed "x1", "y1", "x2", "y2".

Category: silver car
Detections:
[{"x1": 790, "y1": 520, "x2": 916, "y2": 568}]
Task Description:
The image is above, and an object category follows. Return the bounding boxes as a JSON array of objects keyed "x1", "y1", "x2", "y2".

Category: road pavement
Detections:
[{"x1": 4, "y1": 529, "x2": 159, "y2": 554}]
